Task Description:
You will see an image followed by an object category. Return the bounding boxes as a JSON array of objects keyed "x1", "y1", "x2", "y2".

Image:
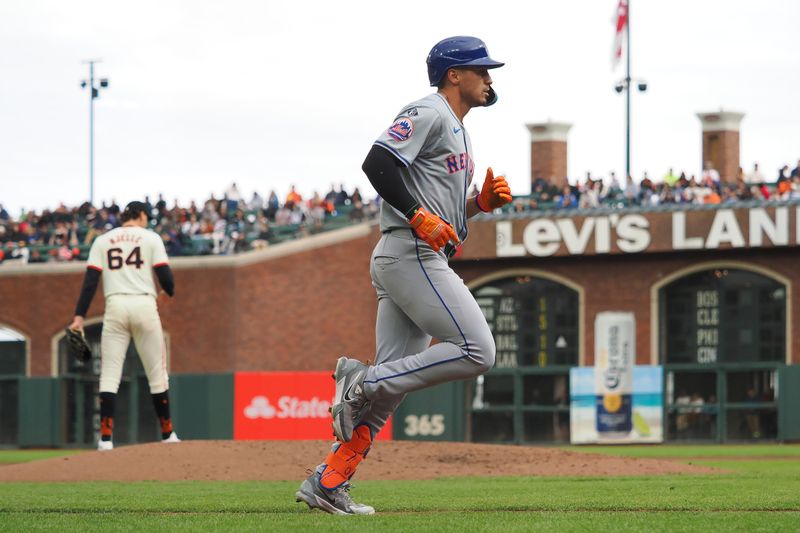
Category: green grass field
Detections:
[
  {"x1": 1, "y1": 446, "x2": 799, "y2": 532},
  {"x1": 0, "y1": 449, "x2": 82, "y2": 464}
]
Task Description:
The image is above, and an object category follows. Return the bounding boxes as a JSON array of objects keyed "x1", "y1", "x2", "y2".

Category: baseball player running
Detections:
[
  {"x1": 68, "y1": 201, "x2": 179, "y2": 450},
  {"x1": 296, "y1": 36, "x2": 512, "y2": 515}
]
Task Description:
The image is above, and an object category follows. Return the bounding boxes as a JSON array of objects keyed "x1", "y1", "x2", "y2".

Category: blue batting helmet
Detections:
[{"x1": 426, "y1": 36, "x2": 504, "y2": 87}]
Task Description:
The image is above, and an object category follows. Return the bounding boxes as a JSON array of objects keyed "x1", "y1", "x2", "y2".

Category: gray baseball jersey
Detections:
[
  {"x1": 349, "y1": 93, "x2": 496, "y2": 437},
  {"x1": 374, "y1": 93, "x2": 475, "y2": 242}
]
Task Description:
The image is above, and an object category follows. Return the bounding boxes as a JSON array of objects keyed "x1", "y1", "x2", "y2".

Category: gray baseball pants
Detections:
[{"x1": 358, "y1": 230, "x2": 496, "y2": 436}]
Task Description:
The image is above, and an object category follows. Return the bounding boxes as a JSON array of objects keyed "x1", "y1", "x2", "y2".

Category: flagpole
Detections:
[{"x1": 625, "y1": 0, "x2": 631, "y2": 181}]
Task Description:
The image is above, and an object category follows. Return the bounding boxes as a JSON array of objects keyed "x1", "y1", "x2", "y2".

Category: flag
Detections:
[{"x1": 612, "y1": 0, "x2": 628, "y2": 70}]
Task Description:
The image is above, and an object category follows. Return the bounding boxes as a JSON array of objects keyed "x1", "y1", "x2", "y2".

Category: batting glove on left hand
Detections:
[{"x1": 476, "y1": 167, "x2": 513, "y2": 211}]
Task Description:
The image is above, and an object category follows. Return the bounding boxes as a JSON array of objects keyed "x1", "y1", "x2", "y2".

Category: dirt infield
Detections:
[{"x1": 0, "y1": 440, "x2": 720, "y2": 483}]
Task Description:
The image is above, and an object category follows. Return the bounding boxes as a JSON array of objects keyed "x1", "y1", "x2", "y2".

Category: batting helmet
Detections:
[{"x1": 426, "y1": 36, "x2": 504, "y2": 87}]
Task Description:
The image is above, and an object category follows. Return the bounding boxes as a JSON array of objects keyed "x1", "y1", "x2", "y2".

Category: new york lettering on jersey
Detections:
[
  {"x1": 87, "y1": 226, "x2": 168, "y2": 297},
  {"x1": 445, "y1": 152, "x2": 474, "y2": 175}
]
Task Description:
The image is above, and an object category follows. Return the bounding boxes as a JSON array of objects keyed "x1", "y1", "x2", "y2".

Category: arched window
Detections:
[
  {"x1": 660, "y1": 268, "x2": 786, "y2": 364},
  {"x1": 658, "y1": 267, "x2": 786, "y2": 442},
  {"x1": 0, "y1": 326, "x2": 26, "y2": 375},
  {"x1": 467, "y1": 274, "x2": 580, "y2": 444},
  {"x1": 0, "y1": 325, "x2": 27, "y2": 445},
  {"x1": 473, "y1": 275, "x2": 580, "y2": 368}
]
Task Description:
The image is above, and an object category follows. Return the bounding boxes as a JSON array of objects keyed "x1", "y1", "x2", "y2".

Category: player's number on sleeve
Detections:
[
  {"x1": 107, "y1": 247, "x2": 143, "y2": 270},
  {"x1": 404, "y1": 414, "x2": 445, "y2": 437}
]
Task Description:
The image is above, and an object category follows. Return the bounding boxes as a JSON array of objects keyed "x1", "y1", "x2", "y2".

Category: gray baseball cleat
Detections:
[
  {"x1": 330, "y1": 356, "x2": 368, "y2": 443},
  {"x1": 295, "y1": 470, "x2": 375, "y2": 515}
]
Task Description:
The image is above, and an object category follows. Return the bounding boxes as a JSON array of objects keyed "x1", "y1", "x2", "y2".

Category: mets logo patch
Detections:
[{"x1": 387, "y1": 117, "x2": 414, "y2": 142}]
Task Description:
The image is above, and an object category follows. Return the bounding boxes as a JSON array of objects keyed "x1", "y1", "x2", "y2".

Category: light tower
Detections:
[{"x1": 80, "y1": 60, "x2": 109, "y2": 206}]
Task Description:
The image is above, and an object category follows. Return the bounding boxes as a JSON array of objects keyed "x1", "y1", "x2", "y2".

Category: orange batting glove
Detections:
[
  {"x1": 475, "y1": 167, "x2": 513, "y2": 212},
  {"x1": 408, "y1": 206, "x2": 460, "y2": 253}
]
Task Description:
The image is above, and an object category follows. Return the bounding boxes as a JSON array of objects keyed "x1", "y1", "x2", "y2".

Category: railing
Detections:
[{"x1": 479, "y1": 196, "x2": 800, "y2": 220}]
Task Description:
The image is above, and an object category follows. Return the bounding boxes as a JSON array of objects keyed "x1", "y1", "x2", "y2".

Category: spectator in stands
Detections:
[
  {"x1": 265, "y1": 190, "x2": 280, "y2": 220},
  {"x1": 1, "y1": 241, "x2": 30, "y2": 264},
  {"x1": 224, "y1": 230, "x2": 247, "y2": 254},
  {"x1": 759, "y1": 181, "x2": 771, "y2": 200},
  {"x1": 601, "y1": 171, "x2": 622, "y2": 201},
  {"x1": 203, "y1": 197, "x2": 220, "y2": 224},
  {"x1": 776, "y1": 171, "x2": 792, "y2": 199},
  {"x1": 23, "y1": 219, "x2": 44, "y2": 245},
  {"x1": 248, "y1": 191, "x2": 264, "y2": 211},
  {"x1": 274, "y1": 203, "x2": 291, "y2": 226},
  {"x1": 791, "y1": 160, "x2": 800, "y2": 179},
  {"x1": 308, "y1": 192, "x2": 326, "y2": 229},
  {"x1": 657, "y1": 182, "x2": 676, "y2": 204},
  {"x1": 288, "y1": 202, "x2": 305, "y2": 225},
  {"x1": 49, "y1": 221, "x2": 78, "y2": 248},
  {"x1": 334, "y1": 183, "x2": 350, "y2": 206},
  {"x1": 4, "y1": 222, "x2": 24, "y2": 243},
  {"x1": 734, "y1": 166, "x2": 745, "y2": 185},
  {"x1": 556, "y1": 185, "x2": 577, "y2": 208},
  {"x1": 735, "y1": 181, "x2": 754, "y2": 201},
  {"x1": 704, "y1": 187, "x2": 722, "y2": 204},
  {"x1": 701, "y1": 161, "x2": 721, "y2": 186},
  {"x1": 578, "y1": 179, "x2": 600, "y2": 208},
  {"x1": 0, "y1": 204, "x2": 9, "y2": 221},
  {"x1": 350, "y1": 200, "x2": 365, "y2": 222},
  {"x1": 721, "y1": 188, "x2": 739, "y2": 203},
  {"x1": 286, "y1": 185, "x2": 303, "y2": 205},
  {"x1": 155, "y1": 193, "x2": 167, "y2": 215},
  {"x1": 83, "y1": 208, "x2": 112, "y2": 244},
  {"x1": 107, "y1": 199, "x2": 120, "y2": 217},
  {"x1": 351, "y1": 187, "x2": 363, "y2": 206},
  {"x1": 227, "y1": 209, "x2": 246, "y2": 237},
  {"x1": 181, "y1": 213, "x2": 201, "y2": 237},
  {"x1": 623, "y1": 175, "x2": 639, "y2": 203},
  {"x1": 324, "y1": 184, "x2": 337, "y2": 205},
  {"x1": 639, "y1": 171, "x2": 655, "y2": 199},
  {"x1": 211, "y1": 218, "x2": 227, "y2": 254},
  {"x1": 162, "y1": 231, "x2": 183, "y2": 256},
  {"x1": 225, "y1": 182, "x2": 242, "y2": 214},
  {"x1": 663, "y1": 168, "x2": 679, "y2": 187},
  {"x1": 143, "y1": 196, "x2": 154, "y2": 219},
  {"x1": 253, "y1": 215, "x2": 274, "y2": 246}
]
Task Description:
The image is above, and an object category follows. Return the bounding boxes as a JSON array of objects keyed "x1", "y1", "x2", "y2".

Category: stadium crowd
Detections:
[
  {"x1": 0, "y1": 183, "x2": 379, "y2": 265},
  {"x1": 2, "y1": 160, "x2": 799, "y2": 265},
  {"x1": 504, "y1": 161, "x2": 800, "y2": 212}
]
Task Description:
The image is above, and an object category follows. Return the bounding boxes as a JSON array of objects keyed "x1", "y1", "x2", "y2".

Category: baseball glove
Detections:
[{"x1": 64, "y1": 328, "x2": 93, "y2": 363}]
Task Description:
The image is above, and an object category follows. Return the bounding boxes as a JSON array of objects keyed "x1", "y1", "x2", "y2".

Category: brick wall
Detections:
[
  {"x1": 455, "y1": 247, "x2": 799, "y2": 366},
  {"x1": 233, "y1": 232, "x2": 378, "y2": 371},
  {"x1": 702, "y1": 130, "x2": 740, "y2": 182},
  {"x1": 1, "y1": 221, "x2": 797, "y2": 376},
  {"x1": 531, "y1": 140, "x2": 568, "y2": 187},
  {"x1": 0, "y1": 226, "x2": 382, "y2": 377}
]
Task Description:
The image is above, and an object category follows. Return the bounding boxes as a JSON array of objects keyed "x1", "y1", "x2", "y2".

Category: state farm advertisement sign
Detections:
[{"x1": 234, "y1": 372, "x2": 391, "y2": 440}]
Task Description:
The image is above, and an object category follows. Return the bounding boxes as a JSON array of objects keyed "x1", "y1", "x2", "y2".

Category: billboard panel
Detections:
[
  {"x1": 234, "y1": 371, "x2": 392, "y2": 441},
  {"x1": 571, "y1": 365, "x2": 663, "y2": 444}
]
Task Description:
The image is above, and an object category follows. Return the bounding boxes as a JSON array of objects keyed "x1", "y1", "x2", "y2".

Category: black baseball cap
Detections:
[{"x1": 122, "y1": 201, "x2": 148, "y2": 219}]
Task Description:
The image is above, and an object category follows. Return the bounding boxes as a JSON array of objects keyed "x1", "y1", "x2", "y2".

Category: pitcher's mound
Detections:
[{"x1": 0, "y1": 440, "x2": 717, "y2": 482}]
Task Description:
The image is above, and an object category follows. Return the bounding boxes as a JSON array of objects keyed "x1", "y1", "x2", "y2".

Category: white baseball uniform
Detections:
[{"x1": 87, "y1": 226, "x2": 170, "y2": 394}]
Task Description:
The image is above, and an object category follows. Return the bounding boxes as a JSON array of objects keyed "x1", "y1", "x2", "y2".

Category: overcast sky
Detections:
[{"x1": 1, "y1": 0, "x2": 797, "y2": 216}]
